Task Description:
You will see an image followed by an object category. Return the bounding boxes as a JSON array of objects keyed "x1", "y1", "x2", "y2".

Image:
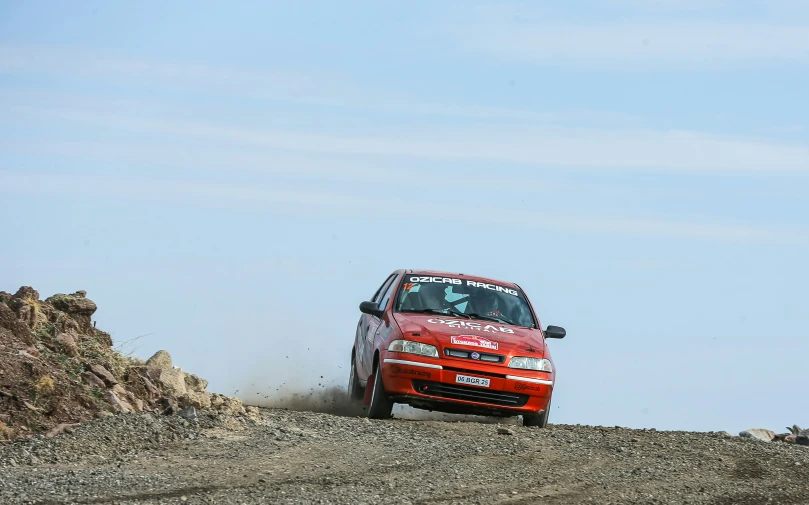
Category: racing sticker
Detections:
[
  {"x1": 389, "y1": 364, "x2": 432, "y2": 379},
  {"x1": 514, "y1": 382, "x2": 544, "y2": 392},
  {"x1": 408, "y1": 276, "x2": 518, "y2": 296},
  {"x1": 409, "y1": 276, "x2": 462, "y2": 285},
  {"x1": 450, "y1": 335, "x2": 499, "y2": 350},
  {"x1": 427, "y1": 318, "x2": 515, "y2": 334}
]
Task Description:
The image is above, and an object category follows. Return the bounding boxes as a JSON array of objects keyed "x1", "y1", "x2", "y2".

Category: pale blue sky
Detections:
[{"x1": 1, "y1": 1, "x2": 807, "y2": 433}]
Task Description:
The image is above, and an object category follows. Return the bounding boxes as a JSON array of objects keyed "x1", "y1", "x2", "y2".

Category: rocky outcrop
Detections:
[
  {"x1": 0, "y1": 286, "x2": 250, "y2": 441},
  {"x1": 739, "y1": 429, "x2": 776, "y2": 442}
]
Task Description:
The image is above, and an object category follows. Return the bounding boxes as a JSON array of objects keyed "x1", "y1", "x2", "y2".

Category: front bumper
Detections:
[{"x1": 380, "y1": 352, "x2": 553, "y2": 415}]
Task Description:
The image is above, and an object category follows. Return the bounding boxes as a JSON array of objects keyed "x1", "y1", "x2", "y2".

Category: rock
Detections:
[
  {"x1": 178, "y1": 391, "x2": 212, "y2": 410},
  {"x1": 0, "y1": 290, "x2": 11, "y2": 304},
  {"x1": 73, "y1": 290, "x2": 87, "y2": 298},
  {"x1": 88, "y1": 364, "x2": 118, "y2": 387},
  {"x1": 178, "y1": 406, "x2": 198, "y2": 422},
  {"x1": 105, "y1": 390, "x2": 133, "y2": 413},
  {"x1": 111, "y1": 384, "x2": 129, "y2": 397},
  {"x1": 45, "y1": 293, "x2": 97, "y2": 316},
  {"x1": 154, "y1": 368, "x2": 188, "y2": 397},
  {"x1": 45, "y1": 423, "x2": 80, "y2": 438},
  {"x1": 25, "y1": 346, "x2": 40, "y2": 357},
  {"x1": 210, "y1": 394, "x2": 225, "y2": 410},
  {"x1": 97, "y1": 411, "x2": 114, "y2": 419},
  {"x1": 11, "y1": 286, "x2": 39, "y2": 302},
  {"x1": 55, "y1": 332, "x2": 80, "y2": 357},
  {"x1": 245, "y1": 406, "x2": 260, "y2": 420},
  {"x1": 717, "y1": 431, "x2": 733, "y2": 438},
  {"x1": 145, "y1": 350, "x2": 173, "y2": 371},
  {"x1": 141, "y1": 375, "x2": 160, "y2": 397},
  {"x1": 739, "y1": 429, "x2": 776, "y2": 442},
  {"x1": 217, "y1": 395, "x2": 245, "y2": 415},
  {"x1": 82, "y1": 372, "x2": 106, "y2": 390},
  {"x1": 785, "y1": 434, "x2": 797, "y2": 444},
  {"x1": 184, "y1": 373, "x2": 208, "y2": 392},
  {"x1": 797, "y1": 430, "x2": 809, "y2": 446},
  {"x1": 0, "y1": 302, "x2": 33, "y2": 343},
  {"x1": 23, "y1": 400, "x2": 42, "y2": 412},
  {"x1": 159, "y1": 397, "x2": 180, "y2": 416},
  {"x1": 131, "y1": 398, "x2": 145, "y2": 412},
  {"x1": 497, "y1": 427, "x2": 515, "y2": 435},
  {"x1": 7, "y1": 288, "x2": 48, "y2": 328}
]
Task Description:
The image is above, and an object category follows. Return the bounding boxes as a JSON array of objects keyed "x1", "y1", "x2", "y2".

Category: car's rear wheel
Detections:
[
  {"x1": 366, "y1": 362, "x2": 394, "y2": 419},
  {"x1": 347, "y1": 352, "x2": 364, "y2": 401},
  {"x1": 523, "y1": 398, "x2": 551, "y2": 427}
]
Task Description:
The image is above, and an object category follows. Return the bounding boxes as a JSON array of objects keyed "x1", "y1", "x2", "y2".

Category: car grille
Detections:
[
  {"x1": 411, "y1": 380, "x2": 529, "y2": 407},
  {"x1": 444, "y1": 347, "x2": 505, "y2": 364}
]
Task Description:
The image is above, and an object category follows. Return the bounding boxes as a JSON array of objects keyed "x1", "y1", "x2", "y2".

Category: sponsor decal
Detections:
[
  {"x1": 408, "y1": 276, "x2": 518, "y2": 297},
  {"x1": 464, "y1": 280, "x2": 519, "y2": 297},
  {"x1": 427, "y1": 318, "x2": 515, "y2": 334},
  {"x1": 410, "y1": 276, "x2": 462, "y2": 285},
  {"x1": 403, "y1": 282, "x2": 415, "y2": 291},
  {"x1": 450, "y1": 335, "x2": 499, "y2": 350},
  {"x1": 390, "y1": 364, "x2": 432, "y2": 379},
  {"x1": 514, "y1": 382, "x2": 544, "y2": 392},
  {"x1": 470, "y1": 352, "x2": 481, "y2": 360}
]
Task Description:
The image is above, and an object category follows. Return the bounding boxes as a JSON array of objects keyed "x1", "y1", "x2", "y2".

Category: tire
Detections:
[
  {"x1": 523, "y1": 398, "x2": 551, "y2": 427},
  {"x1": 366, "y1": 362, "x2": 394, "y2": 419},
  {"x1": 347, "y1": 352, "x2": 364, "y2": 401}
]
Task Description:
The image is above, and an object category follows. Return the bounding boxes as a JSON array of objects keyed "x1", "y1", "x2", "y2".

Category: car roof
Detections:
[{"x1": 402, "y1": 269, "x2": 519, "y2": 288}]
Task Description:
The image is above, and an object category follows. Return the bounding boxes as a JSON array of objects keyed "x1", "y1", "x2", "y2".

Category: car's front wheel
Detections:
[
  {"x1": 523, "y1": 398, "x2": 551, "y2": 427},
  {"x1": 347, "y1": 352, "x2": 364, "y2": 401},
  {"x1": 366, "y1": 362, "x2": 394, "y2": 419}
]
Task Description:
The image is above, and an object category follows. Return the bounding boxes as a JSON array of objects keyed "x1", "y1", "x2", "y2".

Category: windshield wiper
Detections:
[
  {"x1": 466, "y1": 312, "x2": 517, "y2": 326},
  {"x1": 403, "y1": 308, "x2": 471, "y2": 319}
]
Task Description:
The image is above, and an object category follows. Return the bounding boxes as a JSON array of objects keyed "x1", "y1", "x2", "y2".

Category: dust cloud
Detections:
[
  {"x1": 239, "y1": 382, "x2": 521, "y2": 425},
  {"x1": 232, "y1": 336, "x2": 519, "y2": 425}
]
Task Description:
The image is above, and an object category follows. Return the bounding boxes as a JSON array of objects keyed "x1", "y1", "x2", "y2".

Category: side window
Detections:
[
  {"x1": 371, "y1": 274, "x2": 396, "y2": 303},
  {"x1": 377, "y1": 275, "x2": 400, "y2": 311}
]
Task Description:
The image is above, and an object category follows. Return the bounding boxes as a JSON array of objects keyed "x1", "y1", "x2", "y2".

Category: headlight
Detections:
[
  {"x1": 508, "y1": 357, "x2": 552, "y2": 372},
  {"x1": 387, "y1": 340, "x2": 439, "y2": 358}
]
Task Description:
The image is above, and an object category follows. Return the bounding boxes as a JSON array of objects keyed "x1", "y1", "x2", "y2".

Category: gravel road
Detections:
[{"x1": 1, "y1": 408, "x2": 808, "y2": 505}]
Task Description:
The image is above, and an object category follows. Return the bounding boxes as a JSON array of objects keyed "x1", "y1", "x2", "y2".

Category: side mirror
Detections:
[
  {"x1": 359, "y1": 301, "x2": 383, "y2": 318},
  {"x1": 544, "y1": 325, "x2": 566, "y2": 339}
]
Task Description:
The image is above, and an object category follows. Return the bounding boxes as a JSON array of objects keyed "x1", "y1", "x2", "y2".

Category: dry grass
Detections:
[
  {"x1": 22, "y1": 296, "x2": 43, "y2": 328},
  {"x1": 34, "y1": 375, "x2": 56, "y2": 396},
  {"x1": 78, "y1": 336, "x2": 139, "y2": 380},
  {"x1": 0, "y1": 421, "x2": 14, "y2": 441}
]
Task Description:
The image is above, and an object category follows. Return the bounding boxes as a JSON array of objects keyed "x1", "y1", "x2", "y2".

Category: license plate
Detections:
[{"x1": 455, "y1": 374, "x2": 490, "y2": 387}]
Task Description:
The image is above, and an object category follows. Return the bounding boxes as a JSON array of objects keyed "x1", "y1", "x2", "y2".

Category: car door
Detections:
[
  {"x1": 356, "y1": 273, "x2": 396, "y2": 380},
  {"x1": 366, "y1": 274, "x2": 400, "y2": 373}
]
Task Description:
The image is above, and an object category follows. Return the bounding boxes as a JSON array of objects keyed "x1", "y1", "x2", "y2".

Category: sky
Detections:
[{"x1": 1, "y1": 0, "x2": 807, "y2": 434}]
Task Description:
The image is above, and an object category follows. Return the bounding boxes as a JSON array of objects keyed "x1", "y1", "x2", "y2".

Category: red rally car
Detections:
[{"x1": 348, "y1": 269, "x2": 566, "y2": 427}]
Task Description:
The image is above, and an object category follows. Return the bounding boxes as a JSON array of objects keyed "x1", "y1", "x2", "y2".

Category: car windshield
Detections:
[{"x1": 394, "y1": 275, "x2": 536, "y2": 328}]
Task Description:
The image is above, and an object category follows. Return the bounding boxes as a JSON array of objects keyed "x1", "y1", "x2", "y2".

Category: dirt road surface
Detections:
[{"x1": 1, "y1": 408, "x2": 808, "y2": 505}]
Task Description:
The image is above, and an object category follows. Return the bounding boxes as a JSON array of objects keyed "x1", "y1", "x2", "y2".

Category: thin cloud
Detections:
[
  {"x1": 0, "y1": 46, "x2": 615, "y2": 124},
  {"x1": 13, "y1": 106, "x2": 809, "y2": 175},
  {"x1": 1, "y1": 170, "x2": 807, "y2": 246},
  {"x1": 443, "y1": 20, "x2": 809, "y2": 69}
]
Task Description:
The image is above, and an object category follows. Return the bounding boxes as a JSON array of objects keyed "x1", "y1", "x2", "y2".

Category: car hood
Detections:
[{"x1": 392, "y1": 313, "x2": 547, "y2": 359}]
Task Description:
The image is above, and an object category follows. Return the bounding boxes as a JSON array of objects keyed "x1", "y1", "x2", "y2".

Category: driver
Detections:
[
  {"x1": 417, "y1": 282, "x2": 447, "y2": 311},
  {"x1": 474, "y1": 289, "x2": 503, "y2": 318}
]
